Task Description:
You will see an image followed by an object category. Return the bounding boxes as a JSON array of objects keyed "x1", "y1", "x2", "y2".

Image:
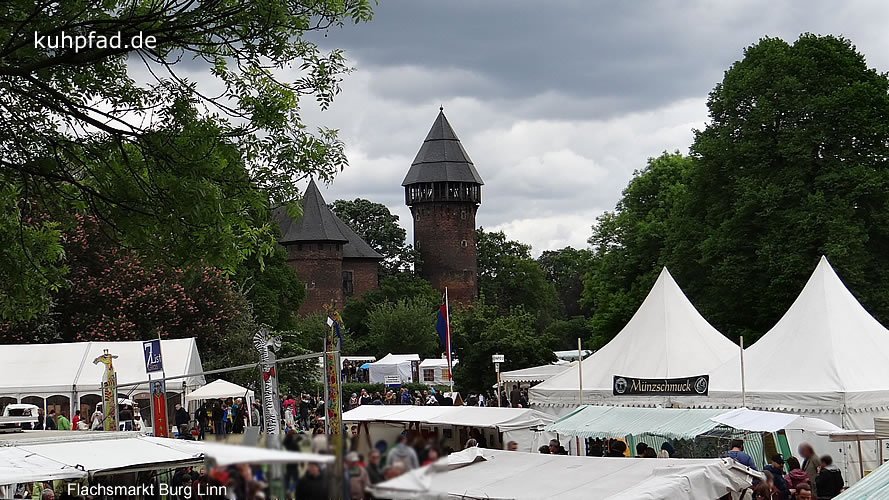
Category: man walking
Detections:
[
  {"x1": 45, "y1": 409, "x2": 57, "y2": 430},
  {"x1": 799, "y1": 443, "x2": 820, "y2": 498}
]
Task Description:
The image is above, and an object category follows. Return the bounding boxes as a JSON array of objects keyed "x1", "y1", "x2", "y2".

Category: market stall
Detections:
[{"x1": 368, "y1": 353, "x2": 420, "y2": 383}]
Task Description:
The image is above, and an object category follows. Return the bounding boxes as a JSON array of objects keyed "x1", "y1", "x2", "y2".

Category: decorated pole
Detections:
[
  {"x1": 92, "y1": 350, "x2": 118, "y2": 431},
  {"x1": 325, "y1": 305, "x2": 346, "y2": 500},
  {"x1": 254, "y1": 326, "x2": 283, "y2": 494}
]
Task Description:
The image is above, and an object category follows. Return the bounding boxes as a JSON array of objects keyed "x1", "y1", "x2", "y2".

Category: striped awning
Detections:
[{"x1": 835, "y1": 459, "x2": 889, "y2": 499}]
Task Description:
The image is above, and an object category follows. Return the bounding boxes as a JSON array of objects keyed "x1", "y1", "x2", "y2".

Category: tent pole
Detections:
[
  {"x1": 880, "y1": 439, "x2": 884, "y2": 464},
  {"x1": 577, "y1": 338, "x2": 583, "y2": 456},
  {"x1": 857, "y1": 437, "x2": 864, "y2": 478},
  {"x1": 740, "y1": 336, "x2": 746, "y2": 408}
]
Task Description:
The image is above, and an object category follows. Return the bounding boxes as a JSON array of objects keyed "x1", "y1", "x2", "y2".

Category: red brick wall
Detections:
[
  {"x1": 411, "y1": 201, "x2": 478, "y2": 305},
  {"x1": 284, "y1": 242, "x2": 345, "y2": 314},
  {"x1": 344, "y1": 258, "x2": 379, "y2": 301}
]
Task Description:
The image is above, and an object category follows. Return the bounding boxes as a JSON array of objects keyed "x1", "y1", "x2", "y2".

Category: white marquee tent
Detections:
[
  {"x1": 419, "y1": 358, "x2": 457, "y2": 385},
  {"x1": 0, "y1": 338, "x2": 205, "y2": 417},
  {"x1": 368, "y1": 353, "x2": 419, "y2": 383},
  {"x1": 368, "y1": 447, "x2": 762, "y2": 500},
  {"x1": 184, "y1": 379, "x2": 254, "y2": 402},
  {"x1": 500, "y1": 362, "x2": 572, "y2": 385},
  {"x1": 530, "y1": 268, "x2": 738, "y2": 413}
]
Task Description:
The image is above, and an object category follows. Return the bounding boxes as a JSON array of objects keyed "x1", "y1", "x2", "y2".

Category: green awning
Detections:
[
  {"x1": 835, "y1": 459, "x2": 889, "y2": 499},
  {"x1": 545, "y1": 405, "x2": 731, "y2": 440}
]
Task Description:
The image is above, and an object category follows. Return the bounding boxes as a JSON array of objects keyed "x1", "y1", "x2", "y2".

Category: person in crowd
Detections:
[
  {"x1": 282, "y1": 429, "x2": 301, "y2": 493},
  {"x1": 507, "y1": 441, "x2": 519, "y2": 451},
  {"x1": 71, "y1": 410, "x2": 81, "y2": 430},
  {"x1": 56, "y1": 410, "x2": 71, "y2": 431},
  {"x1": 798, "y1": 443, "x2": 820, "y2": 498},
  {"x1": 724, "y1": 439, "x2": 758, "y2": 470},
  {"x1": 752, "y1": 483, "x2": 773, "y2": 500},
  {"x1": 465, "y1": 438, "x2": 478, "y2": 448},
  {"x1": 297, "y1": 462, "x2": 328, "y2": 500},
  {"x1": 132, "y1": 413, "x2": 143, "y2": 431},
  {"x1": 784, "y1": 456, "x2": 811, "y2": 495},
  {"x1": 195, "y1": 404, "x2": 208, "y2": 440},
  {"x1": 422, "y1": 448, "x2": 440, "y2": 466},
  {"x1": 45, "y1": 409, "x2": 57, "y2": 430},
  {"x1": 359, "y1": 389, "x2": 372, "y2": 406},
  {"x1": 367, "y1": 449, "x2": 386, "y2": 484},
  {"x1": 119, "y1": 404, "x2": 133, "y2": 431},
  {"x1": 388, "y1": 434, "x2": 420, "y2": 470},
  {"x1": 177, "y1": 424, "x2": 195, "y2": 440},
  {"x1": 796, "y1": 484, "x2": 813, "y2": 500},
  {"x1": 400, "y1": 388, "x2": 411, "y2": 405},
  {"x1": 284, "y1": 405, "x2": 296, "y2": 430},
  {"x1": 764, "y1": 454, "x2": 790, "y2": 500},
  {"x1": 41, "y1": 488, "x2": 53, "y2": 500},
  {"x1": 642, "y1": 448, "x2": 658, "y2": 458},
  {"x1": 468, "y1": 428, "x2": 487, "y2": 448},
  {"x1": 90, "y1": 407, "x2": 103, "y2": 430},
  {"x1": 252, "y1": 402, "x2": 262, "y2": 429},
  {"x1": 174, "y1": 403, "x2": 189, "y2": 429},
  {"x1": 282, "y1": 394, "x2": 296, "y2": 413},
  {"x1": 660, "y1": 441, "x2": 675, "y2": 458},
  {"x1": 538, "y1": 445, "x2": 551, "y2": 454},
  {"x1": 348, "y1": 393, "x2": 359, "y2": 411},
  {"x1": 213, "y1": 403, "x2": 226, "y2": 440},
  {"x1": 607, "y1": 440, "x2": 627, "y2": 457},
  {"x1": 35, "y1": 408, "x2": 45, "y2": 430},
  {"x1": 510, "y1": 385, "x2": 522, "y2": 408},
  {"x1": 383, "y1": 462, "x2": 408, "y2": 481},
  {"x1": 636, "y1": 442, "x2": 649, "y2": 457},
  {"x1": 346, "y1": 451, "x2": 370, "y2": 500},
  {"x1": 815, "y1": 455, "x2": 843, "y2": 499}
]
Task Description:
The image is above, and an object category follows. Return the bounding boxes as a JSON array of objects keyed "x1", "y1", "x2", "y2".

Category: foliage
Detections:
[
  {"x1": 342, "y1": 273, "x2": 440, "y2": 352},
  {"x1": 365, "y1": 298, "x2": 441, "y2": 359},
  {"x1": 583, "y1": 34, "x2": 889, "y2": 344},
  {"x1": 0, "y1": 0, "x2": 374, "y2": 318},
  {"x1": 543, "y1": 317, "x2": 597, "y2": 351},
  {"x1": 451, "y1": 300, "x2": 556, "y2": 394},
  {"x1": 330, "y1": 198, "x2": 417, "y2": 274},
  {"x1": 581, "y1": 152, "x2": 693, "y2": 344},
  {"x1": 476, "y1": 228, "x2": 559, "y2": 327},
  {"x1": 234, "y1": 247, "x2": 305, "y2": 332},
  {"x1": 537, "y1": 247, "x2": 594, "y2": 317}
]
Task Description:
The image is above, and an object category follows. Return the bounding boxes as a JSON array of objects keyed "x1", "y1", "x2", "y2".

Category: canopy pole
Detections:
[
  {"x1": 740, "y1": 336, "x2": 746, "y2": 408},
  {"x1": 577, "y1": 338, "x2": 583, "y2": 456},
  {"x1": 857, "y1": 437, "x2": 864, "y2": 478}
]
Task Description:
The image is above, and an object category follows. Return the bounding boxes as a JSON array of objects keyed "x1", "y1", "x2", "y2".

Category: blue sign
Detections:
[{"x1": 143, "y1": 340, "x2": 163, "y2": 373}]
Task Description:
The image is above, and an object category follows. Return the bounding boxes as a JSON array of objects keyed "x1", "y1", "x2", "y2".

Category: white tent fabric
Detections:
[
  {"x1": 142, "y1": 436, "x2": 334, "y2": 466},
  {"x1": 0, "y1": 338, "x2": 204, "y2": 398},
  {"x1": 419, "y1": 358, "x2": 457, "y2": 385},
  {"x1": 530, "y1": 268, "x2": 738, "y2": 408},
  {"x1": 500, "y1": 363, "x2": 572, "y2": 384},
  {"x1": 0, "y1": 447, "x2": 87, "y2": 484},
  {"x1": 184, "y1": 379, "x2": 254, "y2": 402},
  {"x1": 368, "y1": 353, "x2": 419, "y2": 383},
  {"x1": 710, "y1": 408, "x2": 842, "y2": 433},
  {"x1": 368, "y1": 447, "x2": 762, "y2": 500}
]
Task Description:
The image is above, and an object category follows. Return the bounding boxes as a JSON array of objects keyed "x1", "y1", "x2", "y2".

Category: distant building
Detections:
[
  {"x1": 274, "y1": 179, "x2": 382, "y2": 314},
  {"x1": 403, "y1": 108, "x2": 484, "y2": 305}
]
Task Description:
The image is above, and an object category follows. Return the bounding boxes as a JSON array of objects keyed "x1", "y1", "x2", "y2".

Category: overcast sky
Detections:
[{"x1": 294, "y1": 0, "x2": 889, "y2": 255}]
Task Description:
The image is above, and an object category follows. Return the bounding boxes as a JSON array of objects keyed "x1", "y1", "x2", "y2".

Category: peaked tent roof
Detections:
[
  {"x1": 401, "y1": 109, "x2": 484, "y2": 186},
  {"x1": 710, "y1": 256, "x2": 889, "y2": 394},
  {"x1": 184, "y1": 379, "x2": 254, "y2": 402},
  {"x1": 275, "y1": 179, "x2": 348, "y2": 243},
  {"x1": 274, "y1": 180, "x2": 382, "y2": 259},
  {"x1": 530, "y1": 268, "x2": 737, "y2": 405},
  {"x1": 500, "y1": 363, "x2": 572, "y2": 384}
]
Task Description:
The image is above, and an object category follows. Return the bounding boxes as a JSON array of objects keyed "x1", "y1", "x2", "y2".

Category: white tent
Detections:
[
  {"x1": 419, "y1": 358, "x2": 458, "y2": 385},
  {"x1": 530, "y1": 268, "x2": 738, "y2": 412},
  {"x1": 501, "y1": 363, "x2": 572, "y2": 385},
  {"x1": 0, "y1": 338, "x2": 204, "y2": 399},
  {"x1": 368, "y1": 353, "x2": 419, "y2": 384},
  {"x1": 185, "y1": 379, "x2": 254, "y2": 402},
  {"x1": 343, "y1": 405, "x2": 555, "y2": 454},
  {"x1": 368, "y1": 447, "x2": 762, "y2": 500}
]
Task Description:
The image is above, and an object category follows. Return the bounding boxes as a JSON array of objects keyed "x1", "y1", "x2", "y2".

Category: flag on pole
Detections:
[{"x1": 435, "y1": 289, "x2": 453, "y2": 383}]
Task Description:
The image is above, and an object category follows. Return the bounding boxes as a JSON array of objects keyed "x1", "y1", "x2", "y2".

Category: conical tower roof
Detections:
[
  {"x1": 402, "y1": 109, "x2": 484, "y2": 186},
  {"x1": 274, "y1": 179, "x2": 348, "y2": 243}
]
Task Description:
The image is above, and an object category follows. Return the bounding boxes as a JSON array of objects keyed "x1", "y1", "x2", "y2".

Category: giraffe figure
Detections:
[
  {"x1": 92, "y1": 350, "x2": 119, "y2": 431},
  {"x1": 253, "y1": 327, "x2": 282, "y2": 448}
]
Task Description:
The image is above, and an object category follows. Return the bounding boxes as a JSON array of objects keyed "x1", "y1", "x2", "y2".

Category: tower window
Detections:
[
  {"x1": 342, "y1": 271, "x2": 354, "y2": 297},
  {"x1": 460, "y1": 240, "x2": 468, "y2": 248},
  {"x1": 460, "y1": 210, "x2": 467, "y2": 220},
  {"x1": 416, "y1": 240, "x2": 421, "y2": 250}
]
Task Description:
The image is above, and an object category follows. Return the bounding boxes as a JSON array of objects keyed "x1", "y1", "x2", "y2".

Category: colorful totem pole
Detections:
[
  {"x1": 253, "y1": 326, "x2": 282, "y2": 448},
  {"x1": 92, "y1": 350, "x2": 119, "y2": 431}
]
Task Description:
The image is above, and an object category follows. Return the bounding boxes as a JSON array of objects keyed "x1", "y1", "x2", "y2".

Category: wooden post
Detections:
[
  {"x1": 740, "y1": 336, "x2": 746, "y2": 408},
  {"x1": 577, "y1": 338, "x2": 583, "y2": 456}
]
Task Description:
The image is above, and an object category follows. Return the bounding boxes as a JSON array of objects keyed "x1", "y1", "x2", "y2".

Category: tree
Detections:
[
  {"x1": 581, "y1": 152, "x2": 692, "y2": 344},
  {"x1": 476, "y1": 228, "x2": 559, "y2": 327},
  {"x1": 330, "y1": 198, "x2": 417, "y2": 274},
  {"x1": 365, "y1": 298, "x2": 440, "y2": 359},
  {"x1": 342, "y1": 273, "x2": 440, "y2": 353},
  {"x1": 451, "y1": 301, "x2": 556, "y2": 394},
  {"x1": 543, "y1": 317, "x2": 597, "y2": 351},
  {"x1": 234, "y1": 248, "x2": 305, "y2": 332},
  {"x1": 537, "y1": 247, "x2": 594, "y2": 317},
  {"x1": 0, "y1": 0, "x2": 374, "y2": 319}
]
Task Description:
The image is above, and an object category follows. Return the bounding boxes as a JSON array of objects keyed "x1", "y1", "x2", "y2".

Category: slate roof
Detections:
[
  {"x1": 274, "y1": 180, "x2": 383, "y2": 260},
  {"x1": 402, "y1": 109, "x2": 484, "y2": 186}
]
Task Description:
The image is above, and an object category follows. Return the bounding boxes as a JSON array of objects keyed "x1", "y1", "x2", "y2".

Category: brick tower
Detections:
[{"x1": 403, "y1": 108, "x2": 484, "y2": 305}]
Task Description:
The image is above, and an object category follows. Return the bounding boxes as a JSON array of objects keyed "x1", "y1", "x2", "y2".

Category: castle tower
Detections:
[
  {"x1": 403, "y1": 108, "x2": 484, "y2": 305},
  {"x1": 274, "y1": 179, "x2": 382, "y2": 314}
]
